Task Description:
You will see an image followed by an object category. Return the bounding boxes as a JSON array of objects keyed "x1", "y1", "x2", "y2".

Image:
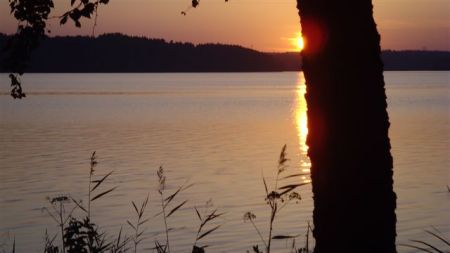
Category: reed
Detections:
[
  {"x1": 400, "y1": 228, "x2": 450, "y2": 253},
  {"x1": 154, "y1": 166, "x2": 208, "y2": 253},
  {"x1": 192, "y1": 200, "x2": 224, "y2": 253},
  {"x1": 7, "y1": 147, "x2": 317, "y2": 253},
  {"x1": 127, "y1": 195, "x2": 150, "y2": 253},
  {"x1": 244, "y1": 145, "x2": 310, "y2": 253},
  {"x1": 41, "y1": 151, "x2": 121, "y2": 253}
]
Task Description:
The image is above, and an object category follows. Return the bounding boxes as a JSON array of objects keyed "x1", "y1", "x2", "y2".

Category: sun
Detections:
[
  {"x1": 290, "y1": 33, "x2": 305, "y2": 52},
  {"x1": 296, "y1": 36, "x2": 304, "y2": 51}
]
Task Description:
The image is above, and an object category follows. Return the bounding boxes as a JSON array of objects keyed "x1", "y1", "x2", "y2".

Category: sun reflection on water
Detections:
[{"x1": 295, "y1": 73, "x2": 311, "y2": 178}]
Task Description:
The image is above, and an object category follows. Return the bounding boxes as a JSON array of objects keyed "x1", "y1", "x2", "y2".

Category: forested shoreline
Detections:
[{"x1": 0, "y1": 33, "x2": 449, "y2": 72}]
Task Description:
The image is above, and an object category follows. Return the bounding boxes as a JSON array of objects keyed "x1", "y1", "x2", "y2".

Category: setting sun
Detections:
[
  {"x1": 290, "y1": 33, "x2": 304, "y2": 52},
  {"x1": 296, "y1": 36, "x2": 304, "y2": 51}
]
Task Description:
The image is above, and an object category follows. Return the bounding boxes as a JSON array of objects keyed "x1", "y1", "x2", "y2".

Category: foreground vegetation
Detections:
[
  {"x1": 1, "y1": 146, "x2": 314, "y2": 253},
  {"x1": 1, "y1": 146, "x2": 449, "y2": 253}
]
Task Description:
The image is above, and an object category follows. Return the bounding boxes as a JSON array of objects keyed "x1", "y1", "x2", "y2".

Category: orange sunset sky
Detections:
[{"x1": 0, "y1": 0, "x2": 449, "y2": 52}]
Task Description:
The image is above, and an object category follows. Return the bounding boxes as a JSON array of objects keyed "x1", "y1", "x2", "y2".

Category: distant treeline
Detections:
[{"x1": 0, "y1": 33, "x2": 449, "y2": 72}]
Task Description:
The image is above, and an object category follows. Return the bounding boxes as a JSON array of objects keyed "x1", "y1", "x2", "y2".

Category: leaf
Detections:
[
  {"x1": 131, "y1": 201, "x2": 139, "y2": 216},
  {"x1": 166, "y1": 200, "x2": 187, "y2": 218},
  {"x1": 80, "y1": 3, "x2": 95, "y2": 18},
  {"x1": 140, "y1": 195, "x2": 149, "y2": 218},
  {"x1": 262, "y1": 176, "x2": 269, "y2": 196},
  {"x1": 164, "y1": 186, "x2": 182, "y2": 206},
  {"x1": 91, "y1": 171, "x2": 113, "y2": 192},
  {"x1": 154, "y1": 241, "x2": 167, "y2": 253},
  {"x1": 197, "y1": 225, "x2": 220, "y2": 241},
  {"x1": 278, "y1": 183, "x2": 309, "y2": 196},
  {"x1": 153, "y1": 210, "x2": 163, "y2": 218},
  {"x1": 70, "y1": 8, "x2": 81, "y2": 21},
  {"x1": 425, "y1": 230, "x2": 450, "y2": 246},
  {"x1": 272, "y1": 234, "x2": 300, "y2": 239},
  {"x1": 70, "y1": 197, "x2": 87, "y2": 213},
  {"x1": 60, "y1": 15, "x2": 68, "y2": 25},
  {"x1": 278, "y1": 144, "x2": 287, "y2": 165},
  {"x1": 91, "y1": 186, "x2": 117, "y2": 201},
  {"x1": 116, "y1": 227, "x2": 123, "y2": 247},
  {"x1": 138, "y1": 218, "x2": 150, "y2": 226},
  {"x1": 127, "y1": 220, "x2": 136, "y2": 230},
  {"x1": 194, "y1": 206, "x2": 202, "y2": 221},
  {"x1": 203, "y1": 209, "x2": 223, "y2": 224},
  {"x1": 410, "y1": 240, "x2": 444, "y2": 253},
  {"x1": 399, "y1": 244, "x2": 434, "y2": 253}
]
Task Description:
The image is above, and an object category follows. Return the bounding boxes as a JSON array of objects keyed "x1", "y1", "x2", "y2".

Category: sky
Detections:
[{"x1": 0, "y1": 0, "x2": 449, "y2": 52}]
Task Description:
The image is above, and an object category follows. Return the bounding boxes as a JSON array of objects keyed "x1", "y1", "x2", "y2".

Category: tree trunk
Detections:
[{"x1": 296, "y1": 1, "x2": 397, "y2": 252}]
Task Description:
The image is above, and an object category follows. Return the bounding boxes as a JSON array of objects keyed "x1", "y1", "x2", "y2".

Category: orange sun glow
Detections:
[
  {"x1": 290, "y1": 33, "x2": 304, "y2": 52},
  {"x1": 296, "y1": 36, "x2": 304, "y2": 51}
]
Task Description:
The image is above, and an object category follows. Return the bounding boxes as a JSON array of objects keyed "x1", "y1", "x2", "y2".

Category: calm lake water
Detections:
[{"x1": 0, "y1": 72, "x2": 448, "y2": 252}]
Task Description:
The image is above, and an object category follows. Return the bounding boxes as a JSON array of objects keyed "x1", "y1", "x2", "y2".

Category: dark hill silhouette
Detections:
[
  {"x1": 0, "y1": 33, "x2": 449, "y2": 72},
  {"x1": 382, "y1": 50, "x2": 450, "y2": 70}
]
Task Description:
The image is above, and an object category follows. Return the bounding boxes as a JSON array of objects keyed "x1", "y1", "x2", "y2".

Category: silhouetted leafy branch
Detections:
[{"x1": 4, "y1": 0, "x2": 109, "y2": 98}]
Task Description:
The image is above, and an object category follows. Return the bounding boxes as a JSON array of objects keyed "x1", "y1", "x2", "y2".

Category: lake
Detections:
[{"x1": 0, "y1": 72, "x2": 448, "y2": 252}]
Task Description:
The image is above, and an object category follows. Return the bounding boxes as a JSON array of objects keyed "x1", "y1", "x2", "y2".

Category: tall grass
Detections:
[
  {"x1": 127, "y1": 195, "x2": 149, "y2": 253},
  {"x1": 154, "y1": 166, "x2": 198, "y2": 253},
  {"x1": 37, "y1": 152, "x2": 222, "y2": 253},
  {"x1": 4, "y1": 146, "x2": 316, "y2": 252},
  {"x1": 400, "y1": 228, "x2": 450, "y2": 253},
  {"x1": 244, "y1": 145, "x2": 310, "y2": 253}
]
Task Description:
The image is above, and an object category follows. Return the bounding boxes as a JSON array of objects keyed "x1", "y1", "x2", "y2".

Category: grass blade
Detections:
[
  {"x1": 194, "y1": 206, "x2": 202, "y2": 221},
  {"x1": 116, "y1": 227, "x2": 122, "y2": 248},
  {"x1": 91, "y1": 171, "x2": 113, "y2": 192},
  {"x1": 280, "y1": 173, "x2": 309, "y2": 180},
  {"x1": 132, "y1": 201, "x2": 139, "y2": 216},
  {"x1": 70, "y1": 197, "x2": 87, "y2": 213},
  {"x1": 262, "y1": 176, "x2": 269, "y2": 196},
  {"x1": 166, "y1": 200, "x2": 187, "y2": 218},
  {"x1": 127, "y1": 220, "x2": 136, "y2": 230},
  {"x1": 164, "y1": 186, "x2": 182, "y2": 206},
  {"x1": 399, "y1": 244, "x2": 435, "y2": 253},
  {"x1": 91, "y1": 186, "x2": 117, "y2": 201},
  {"x1": 138, "y1": 218, "x2": 150, "y2": 226},
  {"x1": 272, "y1": 234, "x2": 299, "y2": 240},
  {"x1": 278, "y1": 183, "x2": 309, "y2": 190},
  {"x1": 197, "y1": 225, "x2": 221, "y2": 241},
  {"x1": 279, "y1": 183, "x2": 309, "y2": 196},
  {"x1": 425, "y1": 230, "x2": 450, "y2": 247},
  {"x1": 410, "y1": 240, "x2": 444, "y2": 253}
]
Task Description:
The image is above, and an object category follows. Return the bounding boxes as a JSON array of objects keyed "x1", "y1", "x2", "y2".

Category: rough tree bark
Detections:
[{"x1": 296, "y1": 1, "x2": 397, "y2": 252}]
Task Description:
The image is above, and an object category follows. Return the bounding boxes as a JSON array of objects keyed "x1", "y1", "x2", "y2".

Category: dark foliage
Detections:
[
  {"x1": 3, "y1": 0, "x2": 109, "y2": 98},
  {"x1": 1, "y1": 34, "x2": 448, "y2": 73},
  {"x1": 64, "y1": 217, "x2": 110, "y2": 253},
  {"x1": 0, "y1": 33, "x2": 301, "y2": 73},
  {"x1": 381, "y1": 50, "x2": 450, "y2": 70}
]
